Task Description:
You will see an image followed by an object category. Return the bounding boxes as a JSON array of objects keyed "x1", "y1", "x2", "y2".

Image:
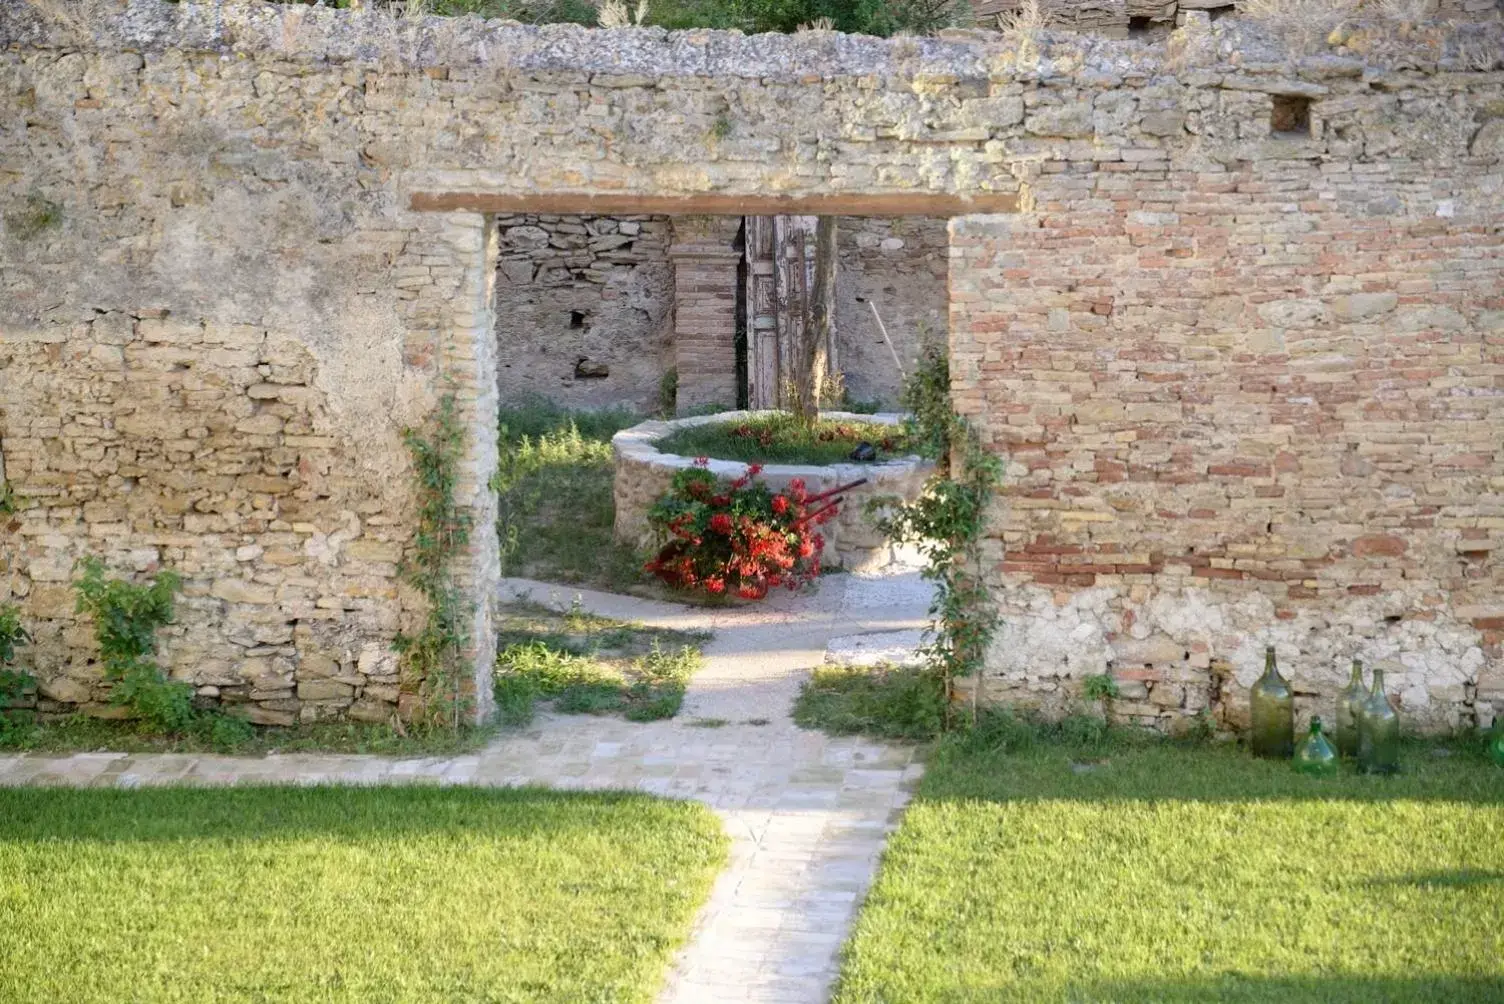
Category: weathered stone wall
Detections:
[
  {"x1": 835, "y1": 215, "x2": 950, "y2": 408},
  {"x1": 975, "y1": 0, "x2": 1503, "y2": 40},
  {"x1": 948, "y1": 52, "x2": 1504, "y2": 733},
  {"x1": 494, "y1": 213, "x2": 674, "y2": 412},
  {"x1": 492, "y1": 211, "x2": 948, "y2": 413},
  {"x1": 1, "y1": 0, "x2": 1499, "y2": 731}
]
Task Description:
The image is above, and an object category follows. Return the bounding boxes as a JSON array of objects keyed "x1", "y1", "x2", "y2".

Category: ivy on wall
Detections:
[
  {"x1": 871, "y1": 341, "x2": 1003, "y2": 728},
  {"x1": 394, "y1": 393, "x2": 474, "y2": 729}
]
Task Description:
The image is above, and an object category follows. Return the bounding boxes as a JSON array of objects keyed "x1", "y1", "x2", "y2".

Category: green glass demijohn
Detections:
[
  {"x1": 1294, "y1": 717, "x2": 1339, "y2": 777},
  {"x1": 1357, "y1": 667, "x2": 1401, "y2": 775},
  {"x1": 1335, "y1": 659, "x2": 1367, "y2": 758},
  {"x1": 1487, "y1": 724, "x2": 1504, "y2": 769},
  {"x1": 1250, "y1": 646, "x2": 1295, "y2": 759}
]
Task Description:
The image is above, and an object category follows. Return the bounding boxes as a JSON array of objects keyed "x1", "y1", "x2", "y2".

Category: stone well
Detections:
[{"x1": 612, "y1": 411, "x2": 934, "y2": 573}]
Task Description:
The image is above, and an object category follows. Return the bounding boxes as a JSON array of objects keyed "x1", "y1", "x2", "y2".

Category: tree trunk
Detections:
[{"x1": 792, "y1": 216, "x2": 837, "y2": 425}]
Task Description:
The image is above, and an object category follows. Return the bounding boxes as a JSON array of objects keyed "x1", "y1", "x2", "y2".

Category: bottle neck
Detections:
[
  {"x1": 1349, "y1": 661, "x2": 1363, "y2": 687},
  {"x1": 1370, "y1": 669, "x2": 1386, "y2": 695}
]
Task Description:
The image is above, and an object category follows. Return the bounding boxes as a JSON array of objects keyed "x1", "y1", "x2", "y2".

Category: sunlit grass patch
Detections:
[
  {"x1": 834, "y1": 719, "x2": 1504, "y2": 1003},
  {"x1": 0, "y1": 785, "x2": 726, "y2": 1004},
  {"x1": 493, "y1": 600, "x2": 708, "y2": 725}
]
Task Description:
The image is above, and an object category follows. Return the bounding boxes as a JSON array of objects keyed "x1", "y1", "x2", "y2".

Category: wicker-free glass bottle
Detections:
[
  {"x1": 1335, "y1": 660, "x2": 1367, "y2": 758},
  {"x1": 1250, "y1": 646, "x2": 1295, "y2": 759},
  {"x1": 1487, "y1": 724, "x2": 1504, "y2": 769},
  {"x1": 1357, "y1": 668, "x2": 1400, "y2": 775},
  {"x1": 1294, "y1": 717, "x2": 1339, "y2": 777}
]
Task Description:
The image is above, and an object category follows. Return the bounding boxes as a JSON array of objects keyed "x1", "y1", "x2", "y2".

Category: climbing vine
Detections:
[
  {"x1": 871, "y1": 340, "x2": 1003, "y2": 728},
  {"x1": 73, "y1": 557, "x2": 194, "y2": 732},
  {"x1": 394, "y1": 393, "x2": 473, "y2": 729}
]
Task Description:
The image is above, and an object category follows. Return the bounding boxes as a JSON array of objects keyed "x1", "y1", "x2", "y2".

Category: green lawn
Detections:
[
  {"x1": 494, "y1": 600, "x2": 708, "y2": 724},
  {"x1": 0, "y1": 715, "x2": 496, "y2": 756},
  {"x1": 0, "y1": 786, "x2": 726, "y2": 1004},
  {"x1": 494, "y1": 401, "x2": 650, "y2": 592},
  {"x1": 835, "y1": 723, "x2": 1504, "y2": 1003}
]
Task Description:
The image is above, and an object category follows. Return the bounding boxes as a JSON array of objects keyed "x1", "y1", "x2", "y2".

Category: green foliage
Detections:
[
  {"x1": 871, "y1": 338, "x2": 1002, "y2": 729},
  {"x1": 643, "y1": 0, "x2": 964, "y2": 34},
  {"x1": 1082, "y1": 672, "x2": 1120, "y2": 703},
  {"x1": 395, "y1": 393, "x2": 473, "y2": 729},
  {"x1": 493, "y1": 601, "x2": 707, "y2": 725},
  {"x1": 0, "y1": 604, "x2": 30, "y2": 667},
  {"x1": 4, "y1": 193, "x2": 61, "y2": 241},
  {"x1": 492, "y1": 400, "x2": 645, "y2": 590},
  {"x1": 659, "y1": 368, "x2": 679, "y2": 417},
  {"x1": 0, "y1": 714, "x2": 495, "y2": 756},
  {"x1": 0, "y1": 481, "x2": 17, "y2": 515},
  {"x1": 708, "y1": 113, "x2": 734, "y2": 141},
  {"x1": 496, "y1": 637, "x2": 702, "y2": 724},
  {"x1": 0, "y1": 787, "x2": 727, "y2": 1004},
  {"x1": 72, "y1": 557, "x2": 193, "y2": 732},
  {"x1": 794, "y1": 663, "x2": 947, "y2": 741},
  {"x1": 0, "y1": 607, "x2": 34, "y2": 732},
  {"x1": 199, "y1": 712, "x2": 257, "y2": 752},
  {"x1": 899, "y1": 336, "x2": 954, "y2": 464},
  {"x1": 654, "y1": 413, "x2": 907, "y2": 465}
]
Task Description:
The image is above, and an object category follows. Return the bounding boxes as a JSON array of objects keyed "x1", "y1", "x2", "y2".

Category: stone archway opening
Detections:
[{"x1": 411, "y1": 191, "x2": 1014, "y2": 721}]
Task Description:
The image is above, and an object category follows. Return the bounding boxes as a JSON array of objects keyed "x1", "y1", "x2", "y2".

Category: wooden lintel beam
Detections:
[{"x1": 409, "y1": 191, "x2": 1019, "y2": 216}]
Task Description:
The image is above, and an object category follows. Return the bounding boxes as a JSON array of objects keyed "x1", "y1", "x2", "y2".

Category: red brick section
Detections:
[
  {"x1": 950, "y1": 157, "x2": 1503, "y2": 730},
  {"x1": 669, "y1": 216, "x2": 742, "y2": 413}
]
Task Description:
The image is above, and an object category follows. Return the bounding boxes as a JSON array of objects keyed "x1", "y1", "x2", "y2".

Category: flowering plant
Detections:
[{"x1": 645, "y1": 459, "x2": 862, "y2": 600}]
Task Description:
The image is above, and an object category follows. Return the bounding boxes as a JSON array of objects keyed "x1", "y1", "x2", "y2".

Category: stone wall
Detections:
[
  {"x1": 835, "y1": 216, "x2": 950, "y2": 408},
  {"x1": 493, "y1": 212, "x2": 948, "y2": 413},
  {"x1": 494, "y1": 213, "x2": 674, "y2": 412},
  {"x1": 974, "y1": 0, "x2": 1502, "y2": 39},
  {"x1": 1, "y1": 0, "x2": 1499, "y2": 731}
]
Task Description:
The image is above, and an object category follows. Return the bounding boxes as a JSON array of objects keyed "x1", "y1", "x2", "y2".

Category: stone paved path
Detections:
[{"x1": 0, "y1": 572, "x2": 933, "y2": 1004}]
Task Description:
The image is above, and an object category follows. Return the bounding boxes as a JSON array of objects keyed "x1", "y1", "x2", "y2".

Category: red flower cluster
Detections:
[{"x1": 644, "y1": 463, "x2": 846, "y2": 600}]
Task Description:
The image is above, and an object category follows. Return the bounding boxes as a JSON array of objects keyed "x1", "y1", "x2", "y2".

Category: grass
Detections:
[
  {"x1": 0, "y1": 786, "x2": 726, "y2": 1004},
  {"x1": 493, "y1": 399, "x2": 651, "y2": 593},
  {"x1": 654, "y1": 413, "x2": 909, "y2": 466},
  {"x1": 0, "y1": 714, "x2": 495, "y2": 756},
  {"x1": 794, "y1": 662, "x2": 946, "y2": 741},
  {"x1": 493, "y1": 600, "x2": 708, "y2": 725},
  {"x1": 833, "y1": 714, "x2": 1504, "y2": 1003}
]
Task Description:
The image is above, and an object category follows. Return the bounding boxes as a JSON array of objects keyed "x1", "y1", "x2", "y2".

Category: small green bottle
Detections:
[
  {"x1": 1250, "y1": 646, "x2": 1295, "y2": 759},
  {"x1": 1294, "y1": 717, "x2": 1339, "y2": 777},
  {"x1": 1357, "y1": 667, "x2": 1400, "y2": 775},
  {"x1": 1487, "y1": 724, "x2": 1504, "y2": 769},
  {"x1": 1335, "y1": 659, "x2": 1367, "y2": 758}
]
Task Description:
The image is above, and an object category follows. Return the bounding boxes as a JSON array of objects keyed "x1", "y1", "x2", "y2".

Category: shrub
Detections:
[
  {"x1": 0, "y1": 604, "x2": 30, "y2": 667},
  {"x1": 794, "y1": 663, "x2": 947, "y2": 741},
  {"x1": 73, "y1": 557, "x2": 193, "y2": 732},
  {"x1": 0, "y1": 604, "x2": 34, "y2": 729},
  {"x1": 644, "y1": 460, "x2": 847, "y2": 599}
]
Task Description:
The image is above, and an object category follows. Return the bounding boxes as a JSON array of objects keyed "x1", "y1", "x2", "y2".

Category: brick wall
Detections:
[{"x1": 951, "y1": 165, "x2": 1503, "y2": 733}]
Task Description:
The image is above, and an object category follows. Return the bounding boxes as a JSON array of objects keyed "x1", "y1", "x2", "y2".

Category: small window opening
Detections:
[
  {"x1": 1270, "y1": 95, "x2": 1311, "y2": 137},
  {"x1": 1128, "y1": 16, "x2": 1155, "y2": 34},
  {"x1": 1205, "y1": 4, "x2": 1235, "y2": 19},
  {"x1": 569, "y1": 310, "x2": 587, "y2": 329}
]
